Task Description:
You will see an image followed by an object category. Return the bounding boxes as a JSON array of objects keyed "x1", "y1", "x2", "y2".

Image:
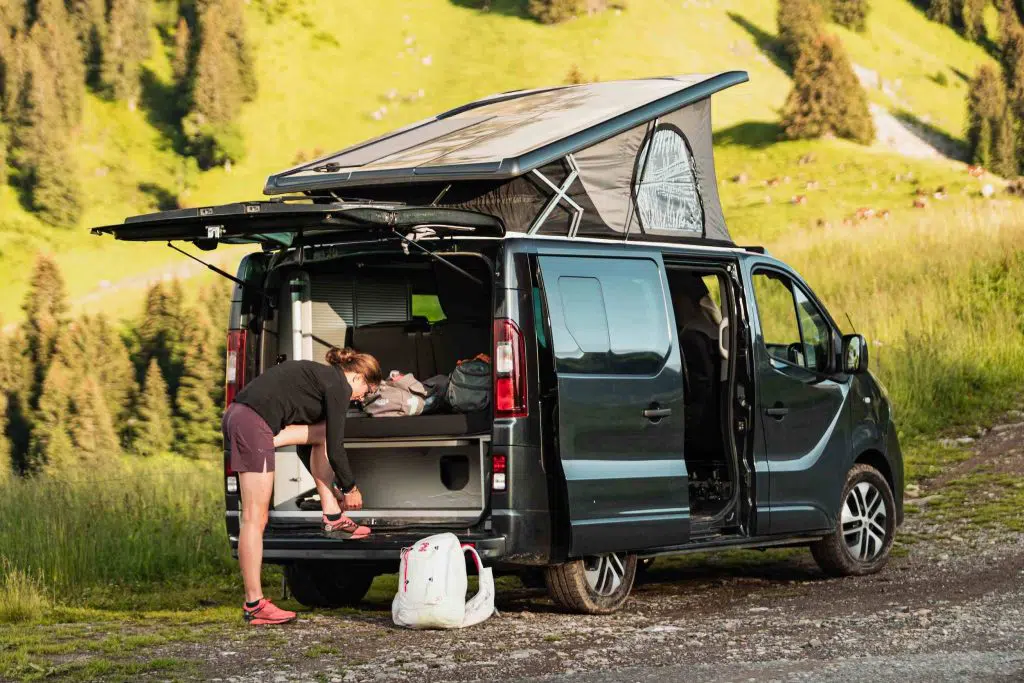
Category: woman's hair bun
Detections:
[{"x1": 325, "y1": 346, "x2": 357, "y2": 366}]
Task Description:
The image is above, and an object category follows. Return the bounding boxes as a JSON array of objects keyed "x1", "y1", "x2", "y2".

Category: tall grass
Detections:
[
  {"x1": 777, "y1": 202, "x2": 1024, "y2": 438},
  {"x1": 0, "y1": 456, "x2": 233, "y2": 600},
  {"x1": 0, "y1": 566, "x2": 48, "y2": 623}
]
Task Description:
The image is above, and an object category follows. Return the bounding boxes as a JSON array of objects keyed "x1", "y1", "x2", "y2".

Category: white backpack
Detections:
[{"x1": 392, "y1": 532, "x2": 496, "y2": 629}]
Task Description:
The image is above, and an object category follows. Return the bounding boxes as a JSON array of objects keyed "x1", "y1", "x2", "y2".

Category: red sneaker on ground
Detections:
[
  {"x1": 243, "y1": 598, "x2": 297, "y2": 626},
  {"x1": 323, "y1": 513, "x2": 372, "y2": 539}
]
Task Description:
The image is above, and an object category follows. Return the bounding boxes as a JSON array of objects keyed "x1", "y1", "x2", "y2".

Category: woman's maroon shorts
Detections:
[{"x1": 222, "y1": 402, "x2": 276, "y2": 473}]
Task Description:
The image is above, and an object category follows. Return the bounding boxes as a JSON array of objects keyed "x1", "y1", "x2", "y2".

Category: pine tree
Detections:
[
  {"x1": 527, "y1": 0, "x2": 586, "y2": 24},
  {"x1": 27, "y1": 359, "x2": 72, "y2": 474},
  {"x1": 69, "y1": 0, "x2": 105, "y2": 78},
  {"x1": 993, "y1": 110, "x2": 1018, "y2": 176},
  {"x1": 131, "y1": 358, "x2": 173, "y2": 456},
  {"x1": 92, "y1": 315, "x2": 137, "y2": 427},
  {"x1": 10, "y1": 34, "x2": 83, "y2": 226},
  {"x1": 967, "y1": 65, "x2": 1011, "y2": 172},
  {"x1": 962, "y1": 0, "x2": 987, "y2": 41},
  {"x1": 0, "y1": 327, "x2": 32, "y2": 473},
  {"x1": 174, "y1": 311, "x2": 221, "y2": 459},
  {"x1": 0, "y1": 391, "x2": 10, "y2": 482},
  {"x1": 182, "y1": 0, "x2": 254, "y2": 167},
  {"x1": 61, "y1": 315, "x2": 137, "y2": 433},
  {"x1": 101, "y1": 0, "x2": 151, "y2": 105},
  {"x1": 22, "y1": 254, "x2": 68, "y2": 405},
  {"x1": 30, "y1": 0, "x2": 85, "y2": 129},
  {"x1": 777, "y1": 0, "x2": 826, "y2": 63},
  {"x1": 781, "y1": 33, "x2": 875, "y2": 145},
  {"x1": 0, "y1": 329, "x2": 11, "y2": 483},
  {"x1": 831, "y1": 0, "x2": 870, "y2": 32},
  {"x1": 171, "y1": 16, "x2": 191, "y2": 90},
  {"x1": 1001, "y1": 10, "x2": 1024, "y2": 120},
  {"x1": 216, "y1": 0, "x2": 256, "y2": 98},
  {"x1": 136, "y1": 281, "x2": 188, "y2": 398},
  {"x1": 31, "y1": 140, "x2": 84, "y2": 225},
  {"x1": 0, "y1": 120, "x2": 8, "y2": 187},
  {"x1": 68, "y1": 376, "x2": 119, "y2": 460},
  {"x1": 928, "y1": 0, "x2": 955, "y2": 26}
]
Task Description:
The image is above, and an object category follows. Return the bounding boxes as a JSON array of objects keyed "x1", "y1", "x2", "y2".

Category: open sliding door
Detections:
[{"x1": 537, "y1": 250, "x2": 690, "y2": 556}]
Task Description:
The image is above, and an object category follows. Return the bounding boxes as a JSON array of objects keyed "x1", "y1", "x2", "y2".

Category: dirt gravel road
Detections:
[{"x1": 183, "y1": 419, "x2": 1024, "y2": 683}]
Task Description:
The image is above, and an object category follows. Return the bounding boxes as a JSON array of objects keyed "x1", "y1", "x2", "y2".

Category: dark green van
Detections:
[{"x1": 94, "y1": 71, "x2": 903, "y2": 614}]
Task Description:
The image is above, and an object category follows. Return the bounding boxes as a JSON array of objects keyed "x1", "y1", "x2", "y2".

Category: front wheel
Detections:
[
  {"x1": 545, "y1": 552, "x2": 637, "y2": 614},
  {"x1": 284, "y1": 561, "x2": 376, "y2": 608},
  {"x1": 811, "y1": 463, "x2": 896, "y2": 577}
]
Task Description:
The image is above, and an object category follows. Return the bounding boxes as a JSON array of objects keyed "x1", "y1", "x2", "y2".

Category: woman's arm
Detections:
[{"x1": 324, "y1": 382, "x2": 357, "y2": 494}]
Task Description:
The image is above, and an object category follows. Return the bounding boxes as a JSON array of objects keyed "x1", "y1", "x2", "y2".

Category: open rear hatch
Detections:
[
  {"x1": 93, "y1": 201, "x2": 502, "y2": 534},
  {"x1": 91, "y1": 200, "x2": 505, "y2": 248}
]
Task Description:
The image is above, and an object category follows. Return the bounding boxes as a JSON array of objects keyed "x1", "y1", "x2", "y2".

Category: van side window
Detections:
[
  {"x1": 792, "y1": 286, "x2": 831, "y2": 373},
  {"x1": 752, "y1": 271, "x2": 831, "y2": 373},
  {"x1": 542, "y1": 257, "x2": 671, "y2": 375}
]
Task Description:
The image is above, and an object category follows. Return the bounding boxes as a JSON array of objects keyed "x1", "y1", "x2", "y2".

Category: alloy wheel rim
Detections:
[
  {"x1": 583, "y1": 553, "x2": 627, "y2": 596},
  {"x1": 841, "y1": 480, "x2": 888, "y2": 561}
]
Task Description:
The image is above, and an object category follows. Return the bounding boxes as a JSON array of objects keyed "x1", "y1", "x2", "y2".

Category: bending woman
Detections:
[{"x1": 221, "y1": 347, "x2": 382, "y2": 625}]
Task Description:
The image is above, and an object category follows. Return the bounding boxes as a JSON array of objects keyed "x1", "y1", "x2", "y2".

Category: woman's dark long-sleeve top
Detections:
[{"x1": 233, "y1": 360, "x2": 356, "y2": 491}]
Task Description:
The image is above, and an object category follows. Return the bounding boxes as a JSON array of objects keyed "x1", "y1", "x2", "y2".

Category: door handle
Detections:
[
  {"x1": 765, "y1": 404, "x2": 789, "y2": 419},
  {"x1": 643, "y1": 407, "x2": 672, "y2": 419}
]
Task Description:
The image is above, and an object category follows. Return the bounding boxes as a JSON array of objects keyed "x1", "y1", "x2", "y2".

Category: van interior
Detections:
[
  {"x1": 259, "y1": 247, "x2": 497, "y2": 529},
  {"x1": 665, "y1": 269, "x2": 740, "y2": 529}
]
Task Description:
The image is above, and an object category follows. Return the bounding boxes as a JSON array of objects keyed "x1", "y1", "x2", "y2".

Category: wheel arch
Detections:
[
  {"x1": 854, "y1": 448, "x2": 903, "y2": 525},
  {"x1": 855, "y1": 449, "x2": 892, "y2": 495}
]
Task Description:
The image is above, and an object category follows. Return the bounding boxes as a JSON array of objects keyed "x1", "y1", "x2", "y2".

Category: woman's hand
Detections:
[{"x1": 343, "y1": 486, "x2": 363, "y2": 510}]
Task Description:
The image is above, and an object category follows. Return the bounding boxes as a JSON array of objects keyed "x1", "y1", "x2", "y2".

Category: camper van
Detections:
[{"x1": 94, "y1": 71, "x2": 903, "y2": 614}]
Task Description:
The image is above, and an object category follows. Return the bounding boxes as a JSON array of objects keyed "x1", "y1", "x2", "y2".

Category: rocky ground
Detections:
[
  {"x1": 5, "y1": 415, "x2": 1023, "y2": 683},
  {"x1": 188, "y1": 414, "x2": 1024, "y2": 683}
]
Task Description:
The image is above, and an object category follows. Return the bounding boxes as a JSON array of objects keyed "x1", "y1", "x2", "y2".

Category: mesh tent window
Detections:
[{"x1": 633, "y1": 125, "x2": 704, "y2": 235}]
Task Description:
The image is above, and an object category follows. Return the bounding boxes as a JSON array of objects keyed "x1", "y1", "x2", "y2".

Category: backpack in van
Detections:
[
  {"x1": 392, "y1": 532, "x2": 495, "y2": 629},
  {"x1": 446, "y1": 354, "x2": 491, "y2": 413}
]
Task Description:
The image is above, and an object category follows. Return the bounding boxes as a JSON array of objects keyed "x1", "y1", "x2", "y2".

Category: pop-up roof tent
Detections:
[
  {"x1": 264, "y1": 71, "x2": 747, "y2": 246},
  {"x1": 93, "y1": 72, "x2": 747, "y2": 248}
]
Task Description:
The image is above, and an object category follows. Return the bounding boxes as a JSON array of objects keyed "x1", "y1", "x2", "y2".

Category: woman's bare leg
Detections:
[
  {"x1": 272, "y1": 423, "x2": 341, "y2": 516},
  {"x1": 238, "y1": 469, "x2": 274, "y2": 603}
]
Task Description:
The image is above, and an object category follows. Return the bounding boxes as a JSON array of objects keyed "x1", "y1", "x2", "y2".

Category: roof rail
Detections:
[{"x1": 741, "y1": 245, "x2": 767, "y2": 254}]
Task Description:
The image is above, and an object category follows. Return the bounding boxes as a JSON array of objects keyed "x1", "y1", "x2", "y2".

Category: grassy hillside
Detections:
[{"x1": 0, "y1": 0, "x2": 1008, "y2": 324}]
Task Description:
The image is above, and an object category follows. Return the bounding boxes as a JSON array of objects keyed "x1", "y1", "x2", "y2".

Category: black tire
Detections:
[
  {"x1": 811, "y1": 463, "x2": 896, "y2": 577},
  {"x1": 284, "y1": 562, "x2": 376, "y2": 608},
  {"x1": 545, "y1": 553, "x2": 637, "y2": 614}
]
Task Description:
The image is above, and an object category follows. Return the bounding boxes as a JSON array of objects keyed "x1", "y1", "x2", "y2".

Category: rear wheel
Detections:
[
  {"x1": 284, "y1": 561, "x2": 376, "y2": 608},
  {"x1": 545, "y1": 552, "x2": 637, "y2": 614},
  {"x1": 810, "y1": 464, "x2": 896, "y2": 577}
]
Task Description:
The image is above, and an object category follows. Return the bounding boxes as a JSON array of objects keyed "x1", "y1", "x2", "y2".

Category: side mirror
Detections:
[{"x1": 842, "y1": 334, "x2": 869, "y2": 374}]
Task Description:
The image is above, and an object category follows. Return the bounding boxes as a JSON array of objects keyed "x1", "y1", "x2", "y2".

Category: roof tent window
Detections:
[{"x1": 634, "y1": 125, "x2": 703, "y2": 235}]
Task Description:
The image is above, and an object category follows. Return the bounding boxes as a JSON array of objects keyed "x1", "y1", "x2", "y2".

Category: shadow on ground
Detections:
[
  {"x1": 727, "y1": 12, "x2": 791, "y2": 76},
  {"x1": 448, "y1": 0, "x2": 527, "y2": 18},
  {"x1": 891, "y1": 110, "x2": 968, "y2": 162},
  {"x1": 715, "y1": 121, "x2": 783, "y2": 149}
]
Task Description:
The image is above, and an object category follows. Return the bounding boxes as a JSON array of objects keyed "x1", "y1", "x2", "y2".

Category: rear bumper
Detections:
[{"x1": 230, "y1": 528, "x2": 507, "y2": 563}]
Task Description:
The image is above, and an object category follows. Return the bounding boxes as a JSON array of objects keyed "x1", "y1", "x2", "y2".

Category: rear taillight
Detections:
[
  {"x1": 224, "y1": 329, "x2": 247, "y2": 407},
  {"x1": 224, "y1": 329, "x2": 247, "y2": 481},
  {"x1": 494, "y1": 319, "x2": 527, "y2": 418},
  {"x1": 492, "y1": 454, "x2": 507, "y2": 491}
]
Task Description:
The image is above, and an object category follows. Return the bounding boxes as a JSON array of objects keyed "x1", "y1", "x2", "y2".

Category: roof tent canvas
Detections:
[{"x1": 264, "y1": 72, "x2": 748, "y2": 246}]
